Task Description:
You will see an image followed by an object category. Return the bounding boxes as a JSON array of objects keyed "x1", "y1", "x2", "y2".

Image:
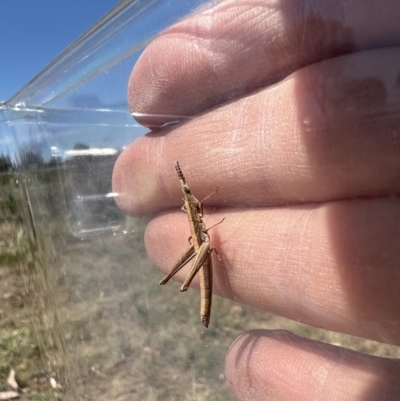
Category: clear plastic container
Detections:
[
  {"x1": 1, "y1": 2, "x2": 240, "y2": 399},
  {"x1": 1, "y1": 0, "x2": 399, "y2": 400}
]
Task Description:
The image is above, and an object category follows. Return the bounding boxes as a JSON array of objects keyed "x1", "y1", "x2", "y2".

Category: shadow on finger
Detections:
[{"x1": 226, "y1": 329, "x2": 400, "y2": 401}]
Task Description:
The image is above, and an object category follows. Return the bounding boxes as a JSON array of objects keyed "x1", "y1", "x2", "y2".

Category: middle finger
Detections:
[{"x1": 114, "y1": 47, "x2": 400, "y2": 216}]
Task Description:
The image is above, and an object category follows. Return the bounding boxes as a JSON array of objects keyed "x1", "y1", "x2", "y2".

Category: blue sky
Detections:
[{"x1": 0, "y1": 0, "x2": 121, "y2": 101}]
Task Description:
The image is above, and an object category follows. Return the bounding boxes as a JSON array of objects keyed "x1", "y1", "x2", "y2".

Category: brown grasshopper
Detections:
[{"x1": 159, "y1": 162, "x2": 224, "y2": 328}]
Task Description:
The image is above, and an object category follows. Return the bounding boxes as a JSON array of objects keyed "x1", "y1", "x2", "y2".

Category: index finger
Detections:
[{"x1": 129, "y1": 0, "x2": 400, "y2": 127}]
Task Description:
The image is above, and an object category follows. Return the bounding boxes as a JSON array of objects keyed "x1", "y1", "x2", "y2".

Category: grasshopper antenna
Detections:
[{"x1": 175, "y1": 161, "x2": 186, "y2": 183}]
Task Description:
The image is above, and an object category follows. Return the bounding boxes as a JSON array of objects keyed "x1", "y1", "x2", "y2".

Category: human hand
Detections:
[{"x1": 113, "y1": 0, "x2": 400, "y2": 399}]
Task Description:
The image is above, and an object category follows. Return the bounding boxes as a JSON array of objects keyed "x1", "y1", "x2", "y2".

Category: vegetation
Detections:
[{"x1": 1, "y1": 150, "x2": 400, "y2": 401}]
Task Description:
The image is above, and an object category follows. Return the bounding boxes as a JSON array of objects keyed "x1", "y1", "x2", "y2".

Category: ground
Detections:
[{"x1": 1, "y1": 168, "x2": 399, "y2": 401}]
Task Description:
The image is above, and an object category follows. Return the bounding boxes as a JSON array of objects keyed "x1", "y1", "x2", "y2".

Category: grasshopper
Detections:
[{"x1": 159, "y1": 162, "x2": 224, "y2": 328}]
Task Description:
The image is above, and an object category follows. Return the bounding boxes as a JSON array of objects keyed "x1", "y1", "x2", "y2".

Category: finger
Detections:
[
  {"x1": 146, "y1": 199, "x2": 400, "y2": 344},
  {"x1": 129, "y1": 0, "x2": 400, "y2": 127},
  {"x1": 225, "y1": 330, "x2": 400, "y2": 401},
  {"x1": 114, "y1": 48, "x2": 400, "y2": 216}
]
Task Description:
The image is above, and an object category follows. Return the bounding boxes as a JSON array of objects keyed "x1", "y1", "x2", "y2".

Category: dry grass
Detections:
[{"x1": 1, "y1": 170, "x2": 400, "y2": 401}]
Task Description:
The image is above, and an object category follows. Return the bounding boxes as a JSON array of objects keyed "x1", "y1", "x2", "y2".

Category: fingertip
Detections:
[
  {"x1": 225, "y1": 330, "x2": 288, "y2": 401},
  {"x1": 128, "y1": 35, "x2": 196, "y2": 128},
  {"x1": 225, "y1": 329, "x2": 400, "y2": 401},
  {"x1": 144, "y1": 213, "x2": 190, "y2": 276},
  {"x1": 112, "y1": 143, "x2": 159, "y2": 216}
]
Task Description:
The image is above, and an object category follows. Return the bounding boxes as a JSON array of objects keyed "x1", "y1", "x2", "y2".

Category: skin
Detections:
[{"x1": 112, "y1": 0, "x2": 400, "y2": 399}]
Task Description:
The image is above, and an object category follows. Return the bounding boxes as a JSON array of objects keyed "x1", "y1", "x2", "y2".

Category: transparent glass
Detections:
[{"x1": 1, "y1": 0, "x2": 399, "y2": 400}]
